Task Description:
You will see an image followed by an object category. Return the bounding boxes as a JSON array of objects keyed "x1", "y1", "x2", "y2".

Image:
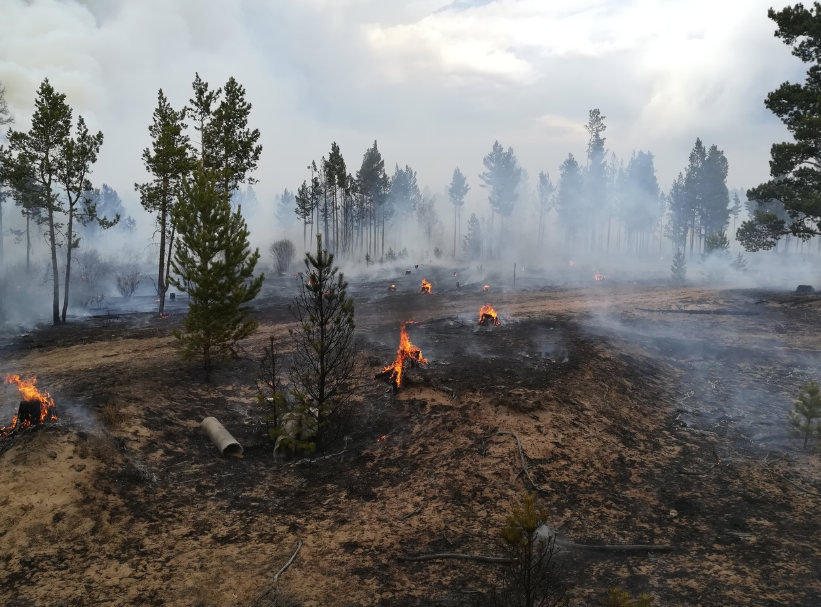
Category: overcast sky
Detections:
[{"x1": 0, "y1": 0, "x2": 807, "y2": 213}]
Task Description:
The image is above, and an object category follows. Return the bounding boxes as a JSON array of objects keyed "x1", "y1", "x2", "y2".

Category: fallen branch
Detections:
[
  {"x1": 677, "y1": 463, "x2": 718, "y2": 476},
  {"x1": 494, "y1": 432, "x2": 548, "y2": 493},
  {"x1": 761, "y1": 464, "x2": 821, "y2": 498},
  {"x1": 274, "y1": 541, "x2": 303, "y2": 584},
  {"x1": 555, "y1": 540, "x2": 673, "y2": 553},
  {"x1": 246, "y1": 541, "x2": 303, "y2": 607},
  {"x1": 397, "y1": 553, "x2": 513, "y2": 564}
]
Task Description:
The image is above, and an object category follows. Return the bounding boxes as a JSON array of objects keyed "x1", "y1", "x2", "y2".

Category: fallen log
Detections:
[
  {"x1": 636, "y1": 308, "x2": 758, "y2": 316},
  {"x1": 554, "y1": 540, "x2": 673, "y2": 553},
  {"x1": 397, "y1": 553, "x2": 513, "y2": 564}
]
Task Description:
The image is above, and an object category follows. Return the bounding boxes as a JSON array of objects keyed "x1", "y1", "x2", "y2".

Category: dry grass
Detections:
[{"x1": 99, "y1": 403, "x2": 129, "y2": 429}]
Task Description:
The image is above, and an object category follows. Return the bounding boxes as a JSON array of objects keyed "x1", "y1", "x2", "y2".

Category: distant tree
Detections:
[
  {"x1": 56, "y1": 115, "x2": 114, "y2": 323},
  {"x1": 389, "y1": 163, "x2": 422, "y2": 248},
  {"x1": 170, "y1": 167, "x2": 264, "y2": 381},
  {"x1": 484, "y1": 493, "x2": 567, "y2": 607},
  {"x1": 535, "y1": 171, "x2": 555, "y2": 250},
  {"x1": 385, "y1": 246, "x2": 397, "y2": 262},
  {"x1": 584, "y1": 109, "x2": 608, "y2": 252},
  {"x1": 788, "y1": 381, "x2": 821, "y2": 450},
  {"x1": 115, "y1": 267, "x2": 142, "y2": 300},
  {"x1": 463, "y1": 212, "x2": 483, "y2": 258},
  {"x1": 730, "y1": 252, "x2": 748, "y2": 272},
  {"x1": 433, "y1": 246, "x2": 442, "y2": 259},
  {"x1": 121, "y1": 215, "x2": 137, "y2": 235},
  {"x1": 703, "y1": 230, "x2": 731, "y2": 258},
  {"x1": 0, "y1": 80, "x2": 14, "y2": 270},
  {"x1": 670, "y1": 249, "x2": 687, "y2": 287},
  {"x1": 479, "y1": 141, "x2": 521, "y2": 253},
  {"x1": 81, "y1": 184, "x2": 125, "y2": 246},
  {"x1": 276, "y1": 187, "x2": 296, "y2": 229},
  {"x1": 730, "y1": 192, "x2": 743, "y2": 234},
  {"x1": 287, "y1": 234, "x2": 357, "y2": 451},
  {"x1": 448, "y1": 167, "x2": 470, "y2": 256},
  {"x1": 4, "y1": 174, "x2": 41, "y2": 271},
  {"x1": 364, "y1": 252, "x2": 371, "y2": 267},
  {"x1": 356, "y1": 141, "x2": 391, "y2": 258},
  {"x1": 294, "y1": 180, "x2": 313, "y2": 247},
  {"x1": 738, "y1": 5, "x2": 821, "y2": 253},
  {"x1": 701, "y1": 144, "x2": 731, "y2": 239},
  {"x1": 665, "y1": 173, "x2": 688, "y2": 252},
  {"x1": 556, "y1": 154, "x2": 584, "y2": 250},
  {"x1": 0, "y1": 79, "x2": 72, "y2": 324},
  {"x1": 270, "y1": 239, "x2": 296, "y2": 274},
  {"x1": 231, "y1": 185, "x2": 258, "y2": 216},
  {"x1": 416, "y1": 191, "x2": 440, "y2": 249},
  {"x1": 135, "y1": 89, "x2": 195, "y2": 316},
  {"x1": 621, "y1": 151, "x2": 660, "y2": 254}
]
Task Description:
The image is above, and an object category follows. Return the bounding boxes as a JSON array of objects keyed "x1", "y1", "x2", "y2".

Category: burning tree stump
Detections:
[
  {"x1": 1, "y1": 375, "x2": 58, "y2": 439},
  {"x1": 478, "y1": 304, "x2": 500, "y2": 326},
  {"x1": 419, "y1": 279, "x2": 432, "y2": 294},
  {"x1": 375, "y1": 322, "x2": 427, "y2": 392}
]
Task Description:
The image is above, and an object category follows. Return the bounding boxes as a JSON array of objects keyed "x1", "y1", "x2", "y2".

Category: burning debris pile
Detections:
[
  {"x1": 375, "y1": 322, "x2": 427, "y2": 392},
  {"x1": 1, "y1": 374, "x2": 58, "y2": 439},
  {"x1": 594, "y1": 274, "x2": 605, "y2": 281},
  {"x1": 478, "y1": 304, "x2": 500, "y2": 326},
  {"x1": 483, "y1": 285, "x2": 490, "y2": 291},
  {"x1": 419, "y1": 279, "x2": 432, "y2": 294}
]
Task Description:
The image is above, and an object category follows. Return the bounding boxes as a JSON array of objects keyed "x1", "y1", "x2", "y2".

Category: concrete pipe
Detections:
[{"x1": 200, "y1": 417, "x2": 243, "y2": 457}]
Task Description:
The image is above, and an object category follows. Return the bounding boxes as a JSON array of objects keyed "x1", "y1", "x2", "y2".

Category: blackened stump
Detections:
[{"x1": 15, "y1": 400, "x2": 42, "y2": 428}]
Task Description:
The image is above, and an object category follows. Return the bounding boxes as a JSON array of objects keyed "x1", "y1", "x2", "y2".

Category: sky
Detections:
[{"x1": 0, "y1": 0, "x2": 809, "y2": 216}]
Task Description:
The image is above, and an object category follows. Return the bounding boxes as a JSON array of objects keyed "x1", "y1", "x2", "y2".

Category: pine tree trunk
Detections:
[
  {"x1": 61, "y1": 204, "x2": 75, "y2": 323},
  {"x1": 25, "y1": 212, "x2": 30, "y2": 272},
  {"x1": 48, "y1": 200, "x2": 61, "y2": 325},
  {"x1": 0, "y1": 186, "x2": 4, "y2": 270},
  {"x1": 157, "y1": 192, "x2": 168, "y2": 316}
]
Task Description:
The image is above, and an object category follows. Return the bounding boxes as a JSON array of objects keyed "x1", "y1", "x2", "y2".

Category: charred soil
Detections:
[{"x1": 1, "y1": 282, "x2": 820, "y2": 606}]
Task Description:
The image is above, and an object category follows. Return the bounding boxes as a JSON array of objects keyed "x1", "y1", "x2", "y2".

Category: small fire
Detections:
[
  {"x1": 388, "y1": 284, "x2": 396, "y2": 292},
  {"x1": 594, "y1": 274, "x2": 605, "y2": 281},
  {"x1": 478, "y1": 304, "x2": 500, "y2": 326},
  {"x1": 159, "y1": 312, "x2": 171, "y2": 319},
  {"x1": 378, "y1": 435, "x2": 387, "y2": 442},
  {"x1": 453, "y1": 272, "x2": 457, "y2": 277},
  {"x1": 569, "y1": 260, "x2": 574, "y2": 266},
  {"x1": 1, "y1": 374, "x2": 57, "y2": 439},
  {"x1": 419, "y1": 278, "x2": 432, "y2": 294},
  {"x1": 376, "y1": 322, "x2": 427, "y2": 391},
  {"x1": 482, "y1": 285, "x2": 489, "y2": 291}
]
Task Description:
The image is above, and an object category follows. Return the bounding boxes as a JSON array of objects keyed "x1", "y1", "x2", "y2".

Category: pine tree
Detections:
[
  {"x1": 0, "y1": 79, "x2": 72, "y2": 324},
  {"x1": 670, "y1": 249, "x2": 687, "y2": 287},
  {"x1": 135, "y1": 89, "x2": 195, "y2": 316},
  {"x1": 485, "y1": 493, "x2": 567, "y2": 607},
  {"x1": 556, "y1": 154, "x2": 584, "y2": 250},
  {"x1": 479, "y1": 141, "x2": 522, "y2": 254},
  {"x1": 730, "y1": 192, "x2": 743, "y2": 233},
  {"x1": 448, "y1": 167, "x2": 470, "y2": 256},
  {"x1": 170, "y1": 166, "x2": 264, "y2": 381},
  {"x1": 463, "y1": 212, "x2": 483, "y2": 258},
  {"x1": 535, "y1": 171, "x2": 554, "y2": 250},
  {"x1": 56, "y1": 115, "x2": 114, "y2": 323},
  {"x1": 0, "y1": 80, "x2": 14, "y2": 270},
  {"x1": 287, "y1": 234, "x2": 358, "y2": 451},
  {"x1": 584, "y1": 109, "x2": 608, "y2": 252},
  {"x1": 788, "y1": 381, "x2": 821, "y2": 449}
]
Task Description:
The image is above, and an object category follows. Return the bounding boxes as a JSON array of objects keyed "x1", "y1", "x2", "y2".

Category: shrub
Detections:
[{"x1": 270, "y1": 239, "x2": 296, "y2": 274}]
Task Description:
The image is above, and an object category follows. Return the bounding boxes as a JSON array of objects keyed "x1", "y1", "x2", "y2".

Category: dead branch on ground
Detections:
[
  {"x1": 247, "y1": 541, "x2": 303, "y2": 607},
  {"x1": 397, "y1": 553, "x2": 513, "y2": 564},
  {"x1": 493, "y1": 431, "x2": 548, "y2": 493}
]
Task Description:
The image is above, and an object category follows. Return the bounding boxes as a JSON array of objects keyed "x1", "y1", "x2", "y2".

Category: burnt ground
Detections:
[{"x1": 1, "y1": 276, "x2": 821, "y2": 606}]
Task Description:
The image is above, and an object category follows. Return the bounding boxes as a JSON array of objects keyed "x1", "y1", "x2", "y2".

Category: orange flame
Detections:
[
  {"x1": 478, "y1": 304, "x2": 500, "y2": 326},
  {"x1": 482, "y1": 285, "x2": 489, "y2": 291},
  {"x1": 594, "y1": 274, "x2": 605, "y2": 281},
  {"x1": 380, "y1": 322, "x2": 427, "y2": 390},
  {"x1": 569, "y1": 260, "x2": 574, "y2": 266},
  {"x1": 1, "y1": 374, "x2": 57, "y2": 438},
  {"x1": 419, "y1": 278, "x2": 432, "y2": 294}
]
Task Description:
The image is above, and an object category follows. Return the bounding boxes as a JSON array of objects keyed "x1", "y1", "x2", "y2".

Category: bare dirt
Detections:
[{"x1": 1, "y1": 275, "x2": 821, "y2": 606}]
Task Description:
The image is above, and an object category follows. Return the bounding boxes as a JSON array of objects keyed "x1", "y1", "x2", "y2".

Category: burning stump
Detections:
[
  {"x1": 388, "y1": 284, "x2": 397, "y2": 292},
  {"x1": 1, "y1": 375, "x2": 58, "y2": 439},
  {"x1": 375, "y1": 322, "x2": 427, "y2": 392},
  {"x1": 478, "y1": 304, "x2": 500, "y2": 326},
  {"x1": 419, "y1": 279, "x2": 432, "y2": 294}
]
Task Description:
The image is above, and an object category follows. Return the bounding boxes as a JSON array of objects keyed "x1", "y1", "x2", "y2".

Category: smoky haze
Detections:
[{"x1": 1, "y1": 0, "x2": 819, "y2": 328}]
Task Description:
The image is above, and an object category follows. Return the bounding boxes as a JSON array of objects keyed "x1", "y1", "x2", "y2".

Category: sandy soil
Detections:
[{"x1": 1, "y1": 277, "x2": 821, "y2": 606}]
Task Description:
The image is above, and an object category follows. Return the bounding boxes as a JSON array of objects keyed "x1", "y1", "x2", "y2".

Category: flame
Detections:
[
  {"x1": 419, "y1": 278, "x2": 432, "y2": 294},
  {"x1": 478, "y1": 304, "x2": 500, "y2": 326},
  {"x1": 1, "y1": 374, "x2": 57, "y2": 438},
  {"x1": 482, "y1": 285, "x2": 489, "y2": 291},
  {"x1": 594, "y1": 274, "x2": 605, "y2": 281},
  {"x1": 380, "y1": 322, "x2": 427, "y2": 390},
  {"x1": 378, "y1": 435, "x2": 387, "y2": 442},
  {"x1": 453, "y1": 272, "x2": 457, "y2": 277},
  {"x1": 569, "y1": 260, "x2": 574, "y2": 266}
]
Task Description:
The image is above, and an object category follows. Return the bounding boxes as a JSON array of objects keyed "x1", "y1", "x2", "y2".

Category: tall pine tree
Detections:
[
  {"x1": 170, "y1": 166, "x2": 264, "y2": 381},
  {"x1": 448, "y1": 167, "x2": 470, "y2": 256},
  {"x1": 135, "y1": 89, "x2": 195, "y2": 316}
]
